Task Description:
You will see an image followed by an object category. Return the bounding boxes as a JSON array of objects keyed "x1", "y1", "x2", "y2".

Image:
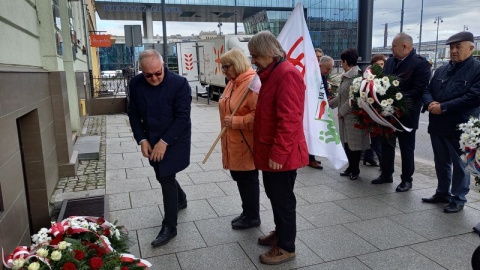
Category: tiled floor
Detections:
[{"x1": 103, "y1": 99, "x2": 480, "y2": 270}]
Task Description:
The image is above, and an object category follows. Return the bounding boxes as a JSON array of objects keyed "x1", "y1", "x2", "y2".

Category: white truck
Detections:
[{"x1": 176, "y1": 35, "x2": 252, "y2": 100}]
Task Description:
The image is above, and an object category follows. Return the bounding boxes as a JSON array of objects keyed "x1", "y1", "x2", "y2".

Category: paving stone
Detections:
[
  {"x1": 145, "y1": 254, "x2": 181, "y2": 270},
  {"x1": 195, "y1": 215, "x2": 263, "y2": 246},
  {"x1": 108, "y1": 193, "x2": 131, "y2": 211},
  {"x1": 109, "y1": 205, "x2": 163, "y2": 231},
  {"x1": 294, "y1": 185, "x2": 349, "y2": 203},
  {"x1": 181, "y1": 183, "x2": 226, "y2": 200},
  {"x1": 334, "y1": 197, "x2": 404, "y2": 220},
  {"x1": 130, "y1": 189, "x2": 163, "y2": 208},
  {"x1": 106, "y1": 177, "x2": 152, "y2": 194},
  {"x1": 188, "y1": 170, "x2": 232, "y2": 184},
  {"x1": 298, "y1": 257, "x2": 370, "y2": 270},
  {"x1": 357, "y1": 246, "x2": 444, "y2": 270},
  {"x1": 297, "y1": 201, "x2": 361, "y2": 228}
]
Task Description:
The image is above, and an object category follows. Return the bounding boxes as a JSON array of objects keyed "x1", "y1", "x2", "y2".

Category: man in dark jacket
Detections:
[
  {"x1": 128, "y1": 49, "x2": 191, "y2": 246},
  {"x1": 371, "y1": 33, "x2": 431, "y2": 192},
  {"x1": 421, "y1": 31, "x2": 480, "y2": 213}
]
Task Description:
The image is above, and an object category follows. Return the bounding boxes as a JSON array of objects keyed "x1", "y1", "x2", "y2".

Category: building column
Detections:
[
  {"x1": 142, "y1": 5, "x2": 154, "y2": 44},
  {"x1": 357, "y1": 0, "x2": 374, "y2": 70},
  {"x1": 59, "y1": 0, "x2": 81, "y2": 132}
]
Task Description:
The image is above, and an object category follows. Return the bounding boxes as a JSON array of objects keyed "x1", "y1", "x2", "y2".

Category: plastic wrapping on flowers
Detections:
[
  {"x1": 459, "y1": 116, "x2": 480, "y2": 186},
  {"x1": 3, "y1": 216, "x2": 152, "y2": 270},
  {"x1": 348, "y1": 64, "x2": 412, "y2": 144}
]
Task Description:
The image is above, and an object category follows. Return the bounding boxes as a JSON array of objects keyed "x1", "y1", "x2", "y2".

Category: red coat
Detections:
[{"x1": 253, "y1": 60, "x2": 309, "y2": 171}]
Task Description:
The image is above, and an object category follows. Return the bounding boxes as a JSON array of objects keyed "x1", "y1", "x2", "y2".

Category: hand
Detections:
[
  {"x1": 428, "y1": 101, "x2": 442, "y2": 115},
  {"x1": 268, "y1": 159, "x2": 283, "y2": 170},
  {"x1": 223, "y1": 116, "x2": 233, "y2": 128},
  {"x1": 150, "y1": 141, "x2": 167, "y2": 162},
  {"x1": 140, "y1": 140, "x2": 152, "y2": 158}
]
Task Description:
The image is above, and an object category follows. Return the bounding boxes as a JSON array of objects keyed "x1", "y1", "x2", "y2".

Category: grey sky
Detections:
[{"x1": 96, "y1": 0, "x2": 479, "y2": 47}]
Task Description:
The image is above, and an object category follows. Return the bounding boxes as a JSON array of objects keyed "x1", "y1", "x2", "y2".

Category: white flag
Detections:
[{"x1": 277, "y1": 3, "x2": 348, "y2": 169}]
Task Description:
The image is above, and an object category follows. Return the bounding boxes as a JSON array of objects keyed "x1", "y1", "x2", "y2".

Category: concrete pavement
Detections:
[{"x1": 54, "y1": 98, "x2": 480, "y2": 269}]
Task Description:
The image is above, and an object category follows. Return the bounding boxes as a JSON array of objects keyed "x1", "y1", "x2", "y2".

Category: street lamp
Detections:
[
  {"x1": 433, "y1": 16, "x2": 443, "y2": 70},
  {"x1": 464, "y1": 25, "x2": 469, "y2": 31},
  {"x1": 217, "y1": 22, "x2": 223, "y2": 36}
]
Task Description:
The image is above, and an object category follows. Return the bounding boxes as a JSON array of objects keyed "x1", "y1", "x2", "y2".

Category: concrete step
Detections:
[{"x1": 73, "y1": 135, "x2": 101, "y2": 161}]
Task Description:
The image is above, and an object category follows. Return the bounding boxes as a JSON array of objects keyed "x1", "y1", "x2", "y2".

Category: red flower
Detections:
[
  {"x1": 89, "y1": 257, "x2": 103, "y2": 269},
  {"x1": 121, "y1": 267, "x2": 129, "y2": 270},
  {"x1": 74, "y1": 250, "x2": 85, "y2": 260},
  {"x1": 103, "y1": 228, "x2": 111, "y2": 237},
  {"x1": 97, "y1": 217, "x2": 106, "y2": 224},
  {"x1": 62, "y1": 262, "x2": 77, "y2": 270},
  {"x1": 96, "y1": 247, "x2": 107, "y2": 257}
]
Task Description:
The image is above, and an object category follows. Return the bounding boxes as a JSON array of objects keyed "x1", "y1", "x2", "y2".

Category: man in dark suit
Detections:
[
  {"x1": 128, "y1": 49, "x2": 191, "y2": 247},
  {"x1": 371, "y1": 33, "x2": 431, "y2": 192}
]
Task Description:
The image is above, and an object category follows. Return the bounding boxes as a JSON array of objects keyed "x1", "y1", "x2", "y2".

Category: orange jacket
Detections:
[{"x1": 219, "y1": 68, "x2": 258, "y2": 171}]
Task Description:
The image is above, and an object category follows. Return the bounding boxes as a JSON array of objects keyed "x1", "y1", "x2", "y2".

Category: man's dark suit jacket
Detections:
[
  {"x1": 128, "y1": 67, "x2": 192, "y2": 177},
  {"x1": 383, "y1": 50, "x2": 431, "y2": 130}
]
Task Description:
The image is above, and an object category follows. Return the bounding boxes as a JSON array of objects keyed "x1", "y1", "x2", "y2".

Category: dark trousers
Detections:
[
  {"x1": 364, "y1": 136, "x2": 382, "y2": 165},
  {"x1": 431, "y1": 134, "x2": 470, "y2": 204},
  {"x1": 344, "y1": 143, "x2": 361, "y2": 175},
  {"x1": 380, "y1": 129, "x2": 416, "y2": 182},
  {"x1": 262, "y1": 170, "x2": 297, "y2": 253},
  {"x1": 309, "y1": 154, "x2": 316, "y2": 162},
  {"x1": 230, "y1": 170, "x2": 260, "y2": 220},
  {"x1": 153, "y1": 164, "x2": 186, "y2": 228}
]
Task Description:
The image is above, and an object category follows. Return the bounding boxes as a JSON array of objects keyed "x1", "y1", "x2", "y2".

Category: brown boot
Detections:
[
  {"x1": 259, "y1": 245, "x2": 296, "y2": 265},
  {"x1": 258, "y1": 231, "x2": 277, "y2": 246}
]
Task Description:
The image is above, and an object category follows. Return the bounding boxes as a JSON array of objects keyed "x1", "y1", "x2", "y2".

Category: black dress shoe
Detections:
[
  {"x1": 308, "y1": 161, "x2": 323, "y2": 170},
  {"x1": 350, "y1": 174, "x2": 359, "y2": 180},
  {"x1": 178, "y1": 198, "x2": 188, "y2": 210},
  {"x1": 231, "y1": 213, "x2": 245, "y2": 224},
  {"x1": 444, "y1": 202, "x2": 464, "y2": 213},
  {"x1": 395, "y1": 181, "x2": 412, "y2": 192},
  {"x1": 371, "y1": 175, "x2": 393, "y2": 184},
  {"x1": 422, "y1": 194, "x2": 452, "y2": 204},
  {"x1": 151, "y1": 226, "x2": 177, "y2": 247},
  {"x1": 340, "y1": 170, "x2": 351, "y2": 177},
  {"x1": 363, "y1": 159, "x2": 379, "y2": 166},
  {"x1": 232, "y1": 217, "x2": 261, "y2": 230}
]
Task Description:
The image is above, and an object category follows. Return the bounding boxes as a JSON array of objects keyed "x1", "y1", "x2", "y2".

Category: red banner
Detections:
[{"x1": 90, "y1": 34, "x2": 111, "y2": 47}]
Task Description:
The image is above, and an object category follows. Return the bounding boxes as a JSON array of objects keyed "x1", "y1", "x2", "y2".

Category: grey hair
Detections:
[
  {"x1": 395, "y1": 32, "x2": 413, "y2": 47},
  {"x1": 314, "y1": 48, "x2": 323, "y2": 54},
  {"x1": 138, "y1": 49, "x2": 164, "y2": 70},
  {"x1": 319, "y1": 55, "x2": 334, "y2": 64},
  {"x1": 248, "y1": 31, "x2": 285, "y2": 61}
]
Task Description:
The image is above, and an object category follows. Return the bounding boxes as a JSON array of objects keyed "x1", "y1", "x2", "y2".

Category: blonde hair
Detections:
[
  {"x1": 248, "y1": 31, "x2": 285, "y2": 61},
  {"x1": 220, "y1": 48, "x2": 251, "y2": 74}
]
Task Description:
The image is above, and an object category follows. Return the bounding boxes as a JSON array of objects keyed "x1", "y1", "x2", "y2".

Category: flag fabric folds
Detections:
[{"x1": 277, "y1": 2, "x2": 348, "y2": 169}]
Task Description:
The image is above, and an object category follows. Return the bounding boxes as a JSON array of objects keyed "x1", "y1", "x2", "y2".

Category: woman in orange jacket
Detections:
[{"x1": 219, "y1": 48, "x2": 261, "y2": 230}]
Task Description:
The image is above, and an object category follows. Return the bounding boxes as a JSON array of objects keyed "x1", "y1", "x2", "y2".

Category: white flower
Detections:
[
  {"x1": 367, "y1": 97, "x2": 374, "y2": 104},
  {"x1": 12, "y1": 259, "x2": 25, "y2": 270},
  {"x1": 36, "y1": 248, "x2": 49, "y2": 258},
  {"x1": 28, "y1": 262, "x2": 40, "y2": 270},
  {"x1": 367, "y1": 74, "x2": 375, "y2": 81},
  {"x1": 58, "y1": 241, "x2": 71, "y2": 250},
  {"x1": 353, "y1": 77, "x2": 363, "y2": 84},
  {"x1": 349, "y1": 85, "x2": 355, "y2": 91},
  {"x1": 461, "y1": 154, "x2": 467, "y2": 162},
  {"x1": 51, "y1": 250, "x2": 62, "y2": 261},
  {"x1": 392, "y1": 80, "x2": 400, "y2": 87},
  {"x1": 377, "y1": 88, "x2": 387, "y2": 96},
  {"x1": 395, "y1": 92, "x2": 403, "y2": 100},
  {"x1": 382, "y1": 76, "x2": 389, "y2": 83},
  {"x1": 387, "y1": 98, "x2": 394, "y2": 105},
  {"x1": 380, "y1": 100, "x2": 389, "y2": 107},
  {"x1": 360, "y1": 92, "x2": 367, "y2": 98},
  {"x1": 382, "y1": 80, "x2": 391, "y2": 89},
  {"x1": 352, "y1": 87, "x2": 359, "y2": 93}
]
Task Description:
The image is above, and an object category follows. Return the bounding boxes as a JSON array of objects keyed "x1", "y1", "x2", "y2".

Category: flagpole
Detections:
[{"x1": 202, "y1": 87, "x2": 251, "y2": 164}]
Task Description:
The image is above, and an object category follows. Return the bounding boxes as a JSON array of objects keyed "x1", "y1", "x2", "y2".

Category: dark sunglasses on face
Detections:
[{"x1": 143, "y1": 70, "x2": 163, "y2": 78}]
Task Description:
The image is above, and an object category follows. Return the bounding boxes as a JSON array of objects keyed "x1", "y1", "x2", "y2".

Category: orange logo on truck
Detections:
[
  {"x1": 214, "y1": 45, "x2": 225, "y2": 74},
  {"x1": 184, "y1": 53, "x2": 193, "y2": 70}
]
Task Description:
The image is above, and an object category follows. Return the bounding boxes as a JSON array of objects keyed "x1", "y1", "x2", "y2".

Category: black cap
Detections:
[{"x1": 446, "y1": 31, "x2": 474, "y2": 45}]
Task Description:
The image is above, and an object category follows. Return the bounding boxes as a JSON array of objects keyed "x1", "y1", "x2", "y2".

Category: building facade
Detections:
[{"x1": 0, "y1": 0, "x2": 96, "y2": 257}]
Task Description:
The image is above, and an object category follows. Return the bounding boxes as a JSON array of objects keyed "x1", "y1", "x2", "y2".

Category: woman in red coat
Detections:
[
  {"x1": 248, "y1": 31, "x2": 308, "y2": 265},
  {"x1": 219, "y1": 48, "x2": 261, "y2": 230}
]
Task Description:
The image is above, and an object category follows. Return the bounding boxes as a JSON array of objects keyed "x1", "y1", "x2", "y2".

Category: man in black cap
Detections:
[
  {"x1": 422, "y1": 31, "x2": 480, "y2": 213},
  {"x1": 371, "y1": 33, "x2": 431, "y2": 192}
]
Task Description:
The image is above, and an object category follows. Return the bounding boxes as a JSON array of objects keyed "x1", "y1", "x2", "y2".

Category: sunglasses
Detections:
[
  {"x1": 143, "y1": 69, "x2": 163, "y2": 79},
  {"x1": 221, "y1": 64, "x2": 232, "y2": 72}
]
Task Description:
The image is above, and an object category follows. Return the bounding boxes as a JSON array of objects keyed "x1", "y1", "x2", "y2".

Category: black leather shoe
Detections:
[
  {"x1": 371, "y1": 175, "x2": 393, "y2": 184},
  {"x1": 151, "y1": 227, "x2": 177, "y2": 247},
  {"x1": 395, "y1": 181, "x2": 412, "y2": 192},
  {"x1": 363, "y1": 159, "x2": 379, "y2": 166},
  {"x1": 350, "y1": 174, "x2": 359, "y2": 180},
  {"x1": 422, "y1": 194, "x2": 452, "y2": 204},
  {"x1": 231, "y1": 213, "x2": 245, "y2": 224},
  {"x1": 444, "y1": 202, "x2": 464, "y2": 213},
  {"x1": 232, "y1": 217, "x2": 261, "y2": 230},
  {"x1": 340, "y1": 170, "x2": 351, "y2": 177},
  {"x1": 178, "y1": 198, "x2": 187, "y2": 210}
]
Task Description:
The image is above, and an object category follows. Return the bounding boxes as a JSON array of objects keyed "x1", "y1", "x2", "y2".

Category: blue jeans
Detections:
[{"x1": 430, "y1": 134, "x2": 470, "y2": 204}]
